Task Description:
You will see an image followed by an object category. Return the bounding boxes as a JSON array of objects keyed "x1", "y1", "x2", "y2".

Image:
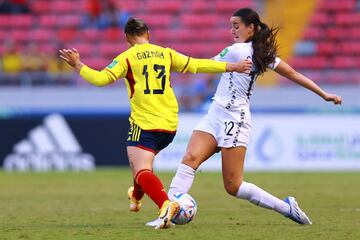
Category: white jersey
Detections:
[{"x1": 213, "y1": 42, "x2": 281, "y2": 110}]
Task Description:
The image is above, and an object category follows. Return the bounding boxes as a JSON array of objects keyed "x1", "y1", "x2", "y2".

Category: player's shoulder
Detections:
[
  {"x1": 231, "y1": 42, "x2": 252, "y2": 54},
  {"x1": 217, "y1": 42, "x2": 252, "y2": 61}
]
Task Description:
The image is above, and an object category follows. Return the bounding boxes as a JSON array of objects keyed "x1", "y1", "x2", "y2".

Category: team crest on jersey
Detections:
[
  {"x1": 107, "y1": 60, "x2": 118, "y2": 69},
  {"x1": 220, "y1": 48, "x2": 229, "y2": 58}
]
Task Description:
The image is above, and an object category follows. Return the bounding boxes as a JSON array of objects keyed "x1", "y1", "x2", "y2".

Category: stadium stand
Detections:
[
  {"x1": 288, "y1": 0, "x2": 360, "y2": 84},
  {"x1": 0, "y1": 0, "x2": 359, "y2": 87},
  {"x1": 0, "y1": 0, "x2": 255, "y2": 86}
]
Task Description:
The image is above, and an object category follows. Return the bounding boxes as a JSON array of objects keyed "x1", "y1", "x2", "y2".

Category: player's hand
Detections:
[
  {"x1": 59, "y1": 48, "x2": 83, "y2": 71},
  {"x1": 229, "y1": 59, "x2": 252, "y2": 74},
  {"x1": 323, "y1": 93, "x2": 342, "y2": 105}
]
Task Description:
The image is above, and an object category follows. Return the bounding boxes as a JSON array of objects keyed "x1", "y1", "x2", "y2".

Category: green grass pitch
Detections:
[{"x1": 1, "y1": 169, "x2": 359, "y2": 240}]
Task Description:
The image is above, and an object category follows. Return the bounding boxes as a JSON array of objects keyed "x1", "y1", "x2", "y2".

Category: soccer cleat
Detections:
[
  {"x1": 284, "y1": 196, "x2": 312, "y2": 225},
  {"x1": 154, "y1": 200, "x2": 180, "y2": 229},
  {"x1": 127, "y1": 186, "x2": 142, "y2": 212}
]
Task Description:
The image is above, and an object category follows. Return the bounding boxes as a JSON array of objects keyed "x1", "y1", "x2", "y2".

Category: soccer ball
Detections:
[{"x1": 171, "y1": 193, "x2": 197, "y2": 225}]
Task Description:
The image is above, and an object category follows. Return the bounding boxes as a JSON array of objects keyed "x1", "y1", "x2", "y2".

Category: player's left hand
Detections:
[{"x1": 323, "y1": 93, "x2": 342, "y2": 105}]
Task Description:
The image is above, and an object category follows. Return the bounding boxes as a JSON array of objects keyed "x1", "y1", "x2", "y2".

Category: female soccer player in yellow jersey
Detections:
[
  {"x1": 163, "y1": 8, "x2": 342, "y2": 227},
  {"x1": 59, "y1": 17, "x2": 252, "y2": 229}
]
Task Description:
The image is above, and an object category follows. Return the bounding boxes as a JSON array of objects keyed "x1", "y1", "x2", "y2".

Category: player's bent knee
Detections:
[
  {"x1": 182, "y1": 151, "x2": 201, "y2": 170},
  {"x1": 224, "y1": 178, "x2": 243, "y2": 196}
]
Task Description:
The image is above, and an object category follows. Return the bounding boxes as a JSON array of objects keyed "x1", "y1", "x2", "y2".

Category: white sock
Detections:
[
  {"x1": 236, "y1": 181, "x2": 290, "y2": 216},
  {"x1": 168, "y1": 163, "x2": 196, "y2": 197}
]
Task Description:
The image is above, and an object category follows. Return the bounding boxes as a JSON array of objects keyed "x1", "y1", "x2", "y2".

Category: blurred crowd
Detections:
[
  {"x1": 0, "y1": 0, "x2": 219, "y2": 111},
  {"x1": 0, "y1": 0, "x2": 130, "y2": 86},
  {"x1": 0, "y1": 41, "x2": 74, "y2": 85}
]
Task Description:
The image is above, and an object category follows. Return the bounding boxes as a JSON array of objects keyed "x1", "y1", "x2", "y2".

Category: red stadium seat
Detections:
[
  {"x1": 316, "y1": 42, "x2": 336, "y2": 56},
  {"x1": 52, "y1": 0, "x2": 83, "y2": 13},
  {"x1": 349, "y1": 27, "x2": 360, "y2": 40},
  {"x1": 310, "y1": 12, "x2": 330, "y2": 26},
  {"x1": 99, "y1": 43, "x2": 127, "y2": 59},
  {"x1": 289, "y1": 56, "x2": 329, "y2": 69},
  {"x1": 9, "y1": 30, "x2": 29, "y2": 42},
  {"x1": 0, "y1": 15, "x2": 33, "y2": 28},
  {"x1": 79, "y1": 29, "x2": 99, "y2": 43},
  {"x1": 144, "y1": 1, "x2": 182, "y2": 14},
  {"x1": 318, "y1": 0, "x2": 356, "y2": 11},
  {"x1": 339, "y1": 42, "x2": 360, "y2": 54},
  {"x1": 58, "y1": 28, "x2": 78, "y2": 43},
  {"x1": 32, "y1": 1, "x2": 51, "y2": 14},
  {"x1": 116, "y1": 0, "x2": 138, "y2": 12},
  {"x1": 326, "y1": 27, "x2": 343, "y2": 40},
  {"x1": 181, "y1": 14, "x2": 219, "y2": 28},
  {"x1": 215, "y1": 0, "x2": 254, "y2": 13},
  {"x1": 27, "y1": 29, "x2": 54, "y2": 42},
  {"x1": 190, "y1": 1, "x2": 213, "y2": 13},
  {"x1": 138, "y1": 14, "x2": 173, "y2": 28},
  {"x1": 82, "y1": 57, "x2": 110, "y2": 70},
  {"x1": 334, "y1": 56, "x2": 357, "y2": 68},
  {"x1": 151, "y1": 29, "x2": 193, "y2": 44},
  {"x1": 103, "y1": 28, "x2": 122, "y2": 42},
  {"x1": 302, "y1": 27, "x2": 323, "y2": 40},
  {"x1": 0, "y1": 30, "x2": 7, "y2": 41},
  {"x1": 39, "y1": 14, "x2": 82, "y2": 28},
  {"x1": 68, "y1": 43, "x2": 93, "y2": 58},
  {"x1": 335, "y1": 13, "x2": 360, "y2": 26}
]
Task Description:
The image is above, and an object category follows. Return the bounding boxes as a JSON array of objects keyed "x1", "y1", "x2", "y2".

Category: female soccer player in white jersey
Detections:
[{"x1": 160, "y1": 8, "x2": 342, "y2": 226}]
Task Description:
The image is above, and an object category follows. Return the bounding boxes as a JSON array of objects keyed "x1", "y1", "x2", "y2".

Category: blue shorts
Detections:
[{"x1": 126, "y1": 122, "x2": 176, "y2": 154}]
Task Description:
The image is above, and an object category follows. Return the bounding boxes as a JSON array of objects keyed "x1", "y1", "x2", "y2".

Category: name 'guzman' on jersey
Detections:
[
  {"x1": 213, "y1": 42, "x2": 281, "y2": 110},
  {"x1": 79, "y1": 43, "x2": 227, "y2": 131}
]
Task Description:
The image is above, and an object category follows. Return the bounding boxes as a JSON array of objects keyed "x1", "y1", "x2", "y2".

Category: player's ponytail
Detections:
[
  {"x1": 233, "y1": 8, "x2": 279, "y2": 75},
  {"x1": 124, "y1": 17, "x2": 149, "y2": 37}
]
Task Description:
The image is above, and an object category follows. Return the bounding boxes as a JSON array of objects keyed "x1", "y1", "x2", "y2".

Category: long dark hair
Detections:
[
  {"x1": 233, "y1": 8, "x2": 278, "y2": 75},
  {"x1": 124, "y1": 17, "x2": 149, "y2": 36}
]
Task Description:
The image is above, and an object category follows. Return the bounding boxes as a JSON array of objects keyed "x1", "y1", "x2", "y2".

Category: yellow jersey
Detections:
[{"x1": 80, "y1": 43, "x2": 226, "y2": 131}]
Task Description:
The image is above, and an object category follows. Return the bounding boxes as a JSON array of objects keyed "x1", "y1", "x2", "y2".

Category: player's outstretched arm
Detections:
[
  {"x1": 274, "y1": 60, "x2": 342, "y2": 105},
  {"x1": 169, "y1": 49, "x2": 252, "y2": 74},
  {"x1": 186, "y1": 58, "x2": 252, "y2": 74},
  {"x1": 59, "y1": 48, "x2": 115, "y2": 86}
]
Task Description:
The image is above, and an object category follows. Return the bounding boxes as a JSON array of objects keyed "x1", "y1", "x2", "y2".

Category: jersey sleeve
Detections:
[
  {"x1": 80, "y1": 53, "x2": 128, "y2": 86},
  {"x1": 168, "y1": 48, "x2": 191, "y2": 72},
  {"x1": 268, "y1": 57, "x2": 281, "y2": 70},
  {"x1": 168, "y1": 48, "x2": 226, "y2": 74},
  {"x1": 214, "y1": 46, "x2": 238, "y2": 62},
  {"x1": 104, "y1": 53, "x2": 128, "y2": 79},
  {"x1": 79, "y1": 65, "x2": 115, "y2": 86}
]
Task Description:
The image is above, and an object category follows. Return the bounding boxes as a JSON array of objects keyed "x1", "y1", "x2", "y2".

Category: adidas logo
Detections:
[{"x1": 3, "y1": 114, "x2": 95, "y2": 172}]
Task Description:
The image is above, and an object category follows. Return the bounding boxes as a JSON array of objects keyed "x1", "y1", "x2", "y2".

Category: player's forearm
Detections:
[
  {"x1": 275, "y1": 61, "x2": 327, "y2": 99},
  {"x1": 186, "y1": 58, "x2": 226, "y2": 73},
  {"x1": 79, "y1": 65, "x2": 114, "y2": 86},
  {"x1": 287, "y1": 71, "x2": 327, "y2": 99}
]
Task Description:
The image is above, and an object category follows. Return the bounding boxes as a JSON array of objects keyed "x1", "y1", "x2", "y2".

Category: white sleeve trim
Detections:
[{"x1": 271, "y1": 57, "x2": 281, "y2": 70}]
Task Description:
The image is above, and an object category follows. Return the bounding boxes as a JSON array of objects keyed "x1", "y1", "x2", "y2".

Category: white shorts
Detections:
[{"x1": 194, "y1": 102, "x2": 251, "y2": 148}]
